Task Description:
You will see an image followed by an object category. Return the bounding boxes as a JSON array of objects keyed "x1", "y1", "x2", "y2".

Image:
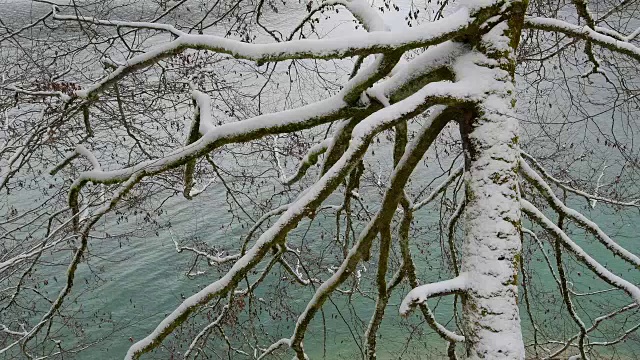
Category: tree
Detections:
[{"x1": 1, "y1": 0, "x2": 639, "y2": 359}]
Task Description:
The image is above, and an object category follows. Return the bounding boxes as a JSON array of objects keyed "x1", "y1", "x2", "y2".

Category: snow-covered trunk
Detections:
[{"x1": 457, "y1": 3, "x2": 526, "y2": 359}]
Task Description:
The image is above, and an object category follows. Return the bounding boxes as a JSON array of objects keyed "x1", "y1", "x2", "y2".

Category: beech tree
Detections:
[{"x1": 1, "y1": 0, "x2": 639, "y2": 359}]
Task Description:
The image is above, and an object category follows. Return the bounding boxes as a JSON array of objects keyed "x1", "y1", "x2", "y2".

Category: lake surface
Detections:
[{"x1": 2, "y1": 0, "x2": 639, "y2": 359}]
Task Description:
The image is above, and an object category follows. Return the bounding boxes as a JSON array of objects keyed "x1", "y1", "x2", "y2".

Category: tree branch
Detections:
[
  {"x1": 399, "y1": 274, "x2": 468, "y2": 315},
  {"x1": 524, "y1": 17, "x2": 640, "y2": 62},
  {"x1": 520, "y1": 158, "x2": 640, "y2": 268},
  {"x1": 521, "y1": 199, "x2": 640, "y2": 304}
]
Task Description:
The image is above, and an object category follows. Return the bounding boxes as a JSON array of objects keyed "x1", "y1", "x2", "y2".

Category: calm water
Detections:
[{"x1": 2, "y1": 1, "x2": 639, "y2": 359}]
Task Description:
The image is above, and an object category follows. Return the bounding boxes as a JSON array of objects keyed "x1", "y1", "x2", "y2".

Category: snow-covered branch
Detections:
[
  {"x1": 52, "y1": 5, "x2": 184, "y2": 36},
  {"x1": 595, "y1": 25, "x2": 640, "y2": 42},
  {"x1": 521, "y1": 152, "x2": 640, "y2": 208},
  {"x1": 399, "y1": 274, "x2": 468, "y2": 315},
  {"x1": 75, "y1": 145, "x2": 101, "y2": 171},
  {"x1": 0, "y1": 85, "x2": 70, "y2": 101},
  {"x1": 521, "y1": 199, "x2": 640, "y2": 305},
  {"x1": 183, "y1": 292, "x2": 234, "y2": 359},
  {"x1": 68, "y1": 38, "x2": 461, "y2": 191},
  {"x1": 520, "y1": 159, "x2": 640, "y2": 268},
  {"x1": 55, "y1": 6, "x2": 480, "y2": 101},
  {"x1": 288, "y1": 105, "x2": 453, "y2": 357},
  {"x1": 125, "y1": 70, "x2": 457, "y2": 359},
  {"x1": 283, "y1": 137, "x2": 333, "y2": 185},
  {"x1": 257, "y1": 338, "x2": 291, "y2": 360},
  {"x1": 525, "y1": 17, "x2": 640, "y2": 62},
  {"x1": 172, "y1": 238, "x2": 240, "y2": 265}
]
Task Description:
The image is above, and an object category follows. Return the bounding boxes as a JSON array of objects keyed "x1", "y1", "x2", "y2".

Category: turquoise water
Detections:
[
  {"x1": 2, "y1": 1, "x2": 639, "y2": 359},
  {"x1": 12, "y1": 159, "x2": 634, "y2": 359},
  {"x1": 41, "y1": 188, "x2": 638, "y2": 359}
]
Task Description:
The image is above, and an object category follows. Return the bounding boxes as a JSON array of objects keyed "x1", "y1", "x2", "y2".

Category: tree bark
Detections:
[{"x1": 457, "y1": 2, "x2": 527, "y2": 358}]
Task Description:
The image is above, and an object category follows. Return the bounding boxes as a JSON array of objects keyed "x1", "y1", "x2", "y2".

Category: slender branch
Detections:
[
  {"x1": 183, "y1": 292, "x2": 234, "y2": 359},
  {"x1": 524, "y1": 17, "x2": 640, "y2": 62},
  {"x1": 553, "y1": 217, "x2": 588, "y2": 360},
  {"x1": 412, "y1": 166, "x2": 463, "y2": 211},
  {"x1": 545, "y1": 302, "x2": 639, "y2": 359},
  {"x1": 521, "y1": 199, "x2": 640, "y2": 304},
  {"x1": 0, "y1": 10, "x2": 53, "y2": 43},
  {"x1": 55, "y1": 6, "x2": 481, "y2": 101},
  {"x1": 520, "y1": 159, "x2": 640, "y2": 268},
  {"x1": 172, "y1": 237, "x2": 240, "y2": 265},
  {"x1": 284, "y1": 138, "x2": 332, "y2": 185},
  {"x1": 446, "y1": 198, "x2": 464, "y2": 275},
  {"x1": 521, "y1": 152, "x2": 640, "y2": 208},
  {"x1": 52, "y1": 5, "x2": 185, "y2": 36},
  {"x1": 363, "y1": 224, "x2": 392, "y2": 359},
  {"x1": 399, "y1": 196, "x2": 464, "y2": 346}
]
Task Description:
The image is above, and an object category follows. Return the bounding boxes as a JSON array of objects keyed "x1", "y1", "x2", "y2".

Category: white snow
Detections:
[
  {"x1": 399, "y1": 274, "x2": 468, "y2": 315},
  {"x1": 75, "y1": 144, "x2": 101, "y2": 171}
]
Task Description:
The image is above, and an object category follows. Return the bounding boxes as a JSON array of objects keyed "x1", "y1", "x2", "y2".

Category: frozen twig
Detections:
[{"x1": 172, "y1": 238, "x2": 240, "y2": 265}]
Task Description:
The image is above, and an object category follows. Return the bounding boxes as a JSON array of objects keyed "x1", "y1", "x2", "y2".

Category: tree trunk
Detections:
[{"x1": 457, "y1": 2, "x2": 527, "y2": 358}]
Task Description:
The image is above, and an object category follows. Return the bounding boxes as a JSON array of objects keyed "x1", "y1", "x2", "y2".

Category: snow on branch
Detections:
[
  {"x1": 332, "y1": 0, "x2": 389, "y2": 32},
  {"x1": 525, "y1": 17, "x2": 640, "y2": 62},
  {"x1": 520, "y1": 159, "x2": 640, "y2": 268},
  {"x1": 595, "y1": 25, "x2": 640, "y2": 42},
  {"x1": 172, "y1": 238, "x2": 240, "y2": 265},
  {"x1": 68, "y1": 37, "x2": 449, "y2": 190},
  {"x1": 75, "y1": 145, "x2": 101, "y2": 171},
  {"x1": 368, "y1": 41, "x2": 467, "y2": 104},
  {"x1": 284, "y1": 138, "x2": 332, "y2": 185},
  {"x1": 279, "y1": 255, "x2": 317, "y2": 286},
  {"x1": 288, "y1": 0, "x2": 387, "y2": 41},
  {"x1": 0, "y1": 84, "x2": 71, "y2": 101},
  {"x1": 318, "y1": 41, "x2": 465, "y2": 174},
  {"x1": 125, "y1": 70, "x2": 455, "y2": 360},
  {"x1": 257, "y1": 338, "x2": 292, "y2": 360},
  {"x1": 399, "y1": 274, "x2": 468, "y2": 315},
  {"x1": 190, "y1": 89, "x2": 216, "y2": 135},
  {"x1": 69, "y1": 94, "x2": 354, "y2": 191},
  {"x1": 68, "y1": 43, "x2": 478, "y2": 215},
  {"x1": 587, "y1": 323, "x2": 640, "y2": 347},
  {"x1": 52, "y1": 5, "x2": 184, "y2": 36},
  {"x1": 54, "y1": 5, "x2": 482, "y2": 101},
  {"x1": 521, "y1": 199, "x2": 640, "y2": 305},
  {"x1": 183, "y1": 295, "x2": 232, "y2": 359},
  {"x1": 288, "y1": 106, "x2": 453, "y2": 356},
  {"x1": 521, "y1": 152, "x2": 640, "y2": 208}
]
